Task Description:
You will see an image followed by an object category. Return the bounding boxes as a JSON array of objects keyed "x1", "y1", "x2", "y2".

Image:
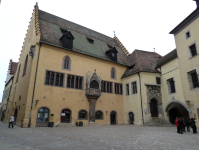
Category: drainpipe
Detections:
[
  {"x1": 138, "y1": 72, "x2": 144, "y2": 124},
  {"x1": 28, "y1": 43, "x2": 42, "y2": 127}
]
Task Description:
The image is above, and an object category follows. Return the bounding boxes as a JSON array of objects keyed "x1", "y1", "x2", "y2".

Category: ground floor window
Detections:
[
  {"x1": 37, "y1": 107, "x2": 49, "y2": 122},
  {"x1": 78, "y1": 110, "x2": 87, "y2": 119},
  {"x1": 95, "y1": 111, "x2": 103, "y2": 119}
]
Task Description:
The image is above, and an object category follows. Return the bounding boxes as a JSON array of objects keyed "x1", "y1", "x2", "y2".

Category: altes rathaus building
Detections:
[{"x1": 1, "y1": 2, "x2": 199, "y2": 128}]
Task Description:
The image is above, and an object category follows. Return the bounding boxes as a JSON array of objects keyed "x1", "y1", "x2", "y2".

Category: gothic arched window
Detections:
[
  {"x1": 23, "y1": 55, "x2": 28, "y2": 76},
  {"x1": 62, "y1": 56, "x2": 71, "y2": 71},
  {"x1": 111, "y1": 67, "x2": 116, "y2": 80},
  {"x1": 90, "y1": 80, "x2": 99, "y2": 89}
]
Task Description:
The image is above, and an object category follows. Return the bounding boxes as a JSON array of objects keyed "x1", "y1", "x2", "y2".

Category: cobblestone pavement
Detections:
[{"x1": 0, "y1": 122, "x2": 199, "y2": 150}]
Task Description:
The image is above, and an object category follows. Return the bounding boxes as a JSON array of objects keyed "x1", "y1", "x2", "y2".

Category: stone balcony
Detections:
[{"x1": 85, "y1": 88, "x2": 101, "y2": 99}]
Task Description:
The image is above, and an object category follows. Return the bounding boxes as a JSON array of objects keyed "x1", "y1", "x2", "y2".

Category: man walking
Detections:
[{"x1": 8, "y1": 115, "x2": 14, "y2": 128}]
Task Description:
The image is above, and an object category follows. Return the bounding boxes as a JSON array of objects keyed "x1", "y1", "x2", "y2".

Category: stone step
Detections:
[
  {"x1": 144, "y1": 118, "x2": 174, "y2": 127},
  {"x1": 57, "y1": 123, "x2": 75, "y2": 127}
]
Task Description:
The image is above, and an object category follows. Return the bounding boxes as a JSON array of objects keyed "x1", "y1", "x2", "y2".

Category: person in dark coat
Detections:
[
  {"x1": 175, "y1": 117, "x2": 180, "y2": 133},
  {"x1": 186, "y1": 118, "x2": 190, "y2": 132},
  {"x1": 191, "y1": 118, "x2": 197, "y2": 134},
  {"x1": 178, "y1": 118, "x2": 183, "y2": 134},
  {"x1": 182, "y1": 118, "x2": 186, "y2": 132}
]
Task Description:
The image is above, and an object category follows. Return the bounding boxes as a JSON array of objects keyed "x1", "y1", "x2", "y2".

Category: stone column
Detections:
[{"x1": 88, "y1": 98, "x2": 97, "y2": 122}]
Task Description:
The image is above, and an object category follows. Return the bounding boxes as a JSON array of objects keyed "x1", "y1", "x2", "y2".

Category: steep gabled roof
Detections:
[
  {"x1": 122, "y1": 50, "x2": 162, "y2": 78},
  {"x1": 156, "y1": 49, "x2": 177, "y2": 68},
  {"x1": 38, "y1": 10, "x2": 128, "y2": 65}
]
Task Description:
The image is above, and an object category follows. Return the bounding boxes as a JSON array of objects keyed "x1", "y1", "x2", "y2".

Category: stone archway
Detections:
[
  {"x1": 145, "y1": 84, "x2": 164, "y2": 122},
  {"x1": 165, "y1": 100, "x2": 191, "y2": 124}
]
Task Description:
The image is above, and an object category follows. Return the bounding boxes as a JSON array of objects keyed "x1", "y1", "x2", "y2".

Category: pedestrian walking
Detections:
[
  {"x1": 175, "y1": 117, "x2": 180, "y2": 133},
  {"x1": 182, "y1": 118, "x2": 186, "y2": 132},
  {"x1": 191, "y1": 118, "x2": 197, "y2": 134},
  {"x1": 186, "y1": 118, "x2": 190, "y2": 132},
  {"x1": 8, "y1": 115, "x2": 14, "y2": 128},
  {"x1": 178, "y1": 118, "x2": 183, "y2": 134}
]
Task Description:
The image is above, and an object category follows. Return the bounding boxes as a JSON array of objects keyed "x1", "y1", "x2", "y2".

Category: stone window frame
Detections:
[
  {"x1": 185, "y1": 30, "x2": 191, "y2": 39},
  {"x1": 114, "y1": 82, "x2": 122, "y2": 95},
  {"x1": 36, "y1": 106, "x2": 50, "y2": 123},
  {"x1": 156, "y1": 77, "x2": 161, "y2": 85},
  {"x1": 101, "y1": 80, "x2": 113, "y2": 94},
  {"x1": 23, "y1": 55, "x2": 28, "y2": 76},
  {"x1": 95, "y1": 110, "x2": 104, "y2": 120},
  {"x1": 16, "y1": 64, "x2": 21, "y2": 83},
  {"x1": 131, "y1": 81, "x2": 137, "y2": 95},
  {"x1": 78, "y1": 109, "x2": 88, "y2": 120},
  {"x1": 110, "y1": 67, "x2": 116, "y2": 80},
  {"x1": 187, "y1": 68, "x2": 199, "y2": 90},
  {"x1": 66, "y1": 74, "x2": 84, "y2": 90},
  {"x1": 166, "y1": 77, "x2": 176, "y2": 95},
  {"x1": 126, "y1": 83, "x2": 130, "y2": 96},
  {"x1": 62, "y1": 55, "x2": 71, "y2": 71},
  {"x1": 44, "y1": 70, "x2": 65, "y2": 88},
  {"x1": 188, "y1": 42, "x2": 198, "y2": 59},
  {"x1": 60, "y1": 108, "x2": 72, "y2": 123}
]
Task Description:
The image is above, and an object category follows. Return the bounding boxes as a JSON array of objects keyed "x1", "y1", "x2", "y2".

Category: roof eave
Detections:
[{"x1": 169, "y1": 8, "x2": 199, "y2": 35}]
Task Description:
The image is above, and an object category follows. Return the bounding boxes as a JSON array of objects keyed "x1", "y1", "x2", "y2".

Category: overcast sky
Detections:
[{"x1": 0, "y1": 0, "x2": 197, "y2": 102}]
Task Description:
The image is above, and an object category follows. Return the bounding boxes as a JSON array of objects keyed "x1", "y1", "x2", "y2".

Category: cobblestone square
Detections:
[{"x1": 0, "y1": 122, "x2": 199, "y2": 150}]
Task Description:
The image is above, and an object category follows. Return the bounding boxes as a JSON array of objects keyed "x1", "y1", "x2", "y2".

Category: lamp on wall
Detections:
[
  {"x1": 186, "y1": 100, "x2": 190, "y2": 106},
  {"x1": 35, "y1": 99, "x2": 39, "y2": 105}
]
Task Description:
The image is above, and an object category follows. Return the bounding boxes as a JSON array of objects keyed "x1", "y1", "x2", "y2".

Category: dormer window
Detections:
[
  {"x1": 60, "y1": 30, "x2": 75, "y2": 50},
  {"x1": 105, "y1": 47, "x2": 118, "y2": 62},
  {"x1": 87, "y1": 37, "x2": 94, "y2": 44}
]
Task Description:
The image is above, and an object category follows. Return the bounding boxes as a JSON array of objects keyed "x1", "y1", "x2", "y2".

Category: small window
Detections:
[
  {"x1": 186, "y1": 31, "x2": 190, "y2": 39},
  {"x1": 37, "y1": 107, "x2": 49, "y2": 122},
  {"x1": 156, "y1": 77, "x2": 161, "y2": 85},
  {"x1": 188, "y1": 69, "x2": 199, "y2": 90},
  {"x1": 78, "y1": 110, "x2": 87, "y2": 119},
  {"x1": 87, "y1": 38, "x2": 94, "y2": 44},
  {"x1": 95, "y1": 111, "x2": 103, "y2": 120},
  {"x1": 189, "y1": 44, "x2": 198, "y2": 57},
  {"x1": 111, "y1": 67, "x2": 116, "y2": 80},
  {"x1": 126, "y1": 83, "x2": 129, "y2": 96},
  {"x1": 107, "y1": 44, "x2": 113, "y2": 49},
  {"x1": 112, "y1": 53, "x2": 115, "y2": 57},
  {"x1": 131, "y1": 81, "x2": 137, "y2": 94},
  {"x1": 63, "y1": 56, "x2": 71, "y2": 71},
  {"x1": 167, "y1": 78, "x2": 176, "y2": 94},
  {"x1": 101, "y1": 80, "x2": 113, "y2": 93}
]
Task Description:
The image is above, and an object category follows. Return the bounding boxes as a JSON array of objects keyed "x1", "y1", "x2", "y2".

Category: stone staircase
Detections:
[
  {"x1": 56, "y1": 123, "x2": 75, "y2": 127},
  {"x1": 143, "y1": 117, "x2": 174, "y2": 127}
]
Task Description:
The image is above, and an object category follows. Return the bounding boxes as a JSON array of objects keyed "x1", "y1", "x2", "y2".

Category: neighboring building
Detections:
[
  {"x1": 4, "y1": 3, "x2": 199, "y2": 128},
  {"x1": 0, "y1": 60, "x2": 18, "y2": 122}
]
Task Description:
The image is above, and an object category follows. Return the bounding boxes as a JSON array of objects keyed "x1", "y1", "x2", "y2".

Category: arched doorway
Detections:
[
  {"x1": 166, "y1": 101, "x2": 190, "y2": 124},
  {"x1": 129, "y1": 112, "x2": 134, "y2": 124},
  {"x1": 110, "y1": 111, "x2": 117, "y2": 125},
  {"x1": 61, "y1": 109, "x2": 71, "y2": 123},
  {"x1": 14, "y1": 108, "x2": 18, "y2": 125},
  {"x1": 150, "y1": 99, "x2": 158, "y2": 117},
  {"x1": 36, "y1": 107, "x2": 49, "y2": 127}
]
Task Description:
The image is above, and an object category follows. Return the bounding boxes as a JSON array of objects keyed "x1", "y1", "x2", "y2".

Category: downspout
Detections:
[
  {"x1": 28, "y1": 43, "x2": 42, "y2": 127},
  {"x1": 138, "y1": 72, "x2": 144, "y2": 124}
]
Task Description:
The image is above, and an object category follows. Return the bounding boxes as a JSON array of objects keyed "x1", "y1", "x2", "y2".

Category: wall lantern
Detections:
[
  {"x1": 186, "y1": 100, "x2": 190, "y2": 106},
  {"x1": 35, "y1": 99, "x2": 39, "y2": 105}
]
